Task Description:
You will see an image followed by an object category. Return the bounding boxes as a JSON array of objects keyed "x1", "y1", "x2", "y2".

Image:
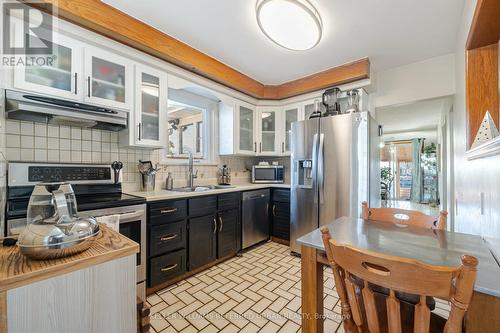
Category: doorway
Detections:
[{"x1": 376, "y1": 96, "x2": 453, "y2": 216}]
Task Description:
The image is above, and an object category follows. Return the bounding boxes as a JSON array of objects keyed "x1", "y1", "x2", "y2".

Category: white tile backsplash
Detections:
[
  {"x1": 34, "y1": 123, "x2": 47, "y2": 137},
  {"x1": 20, "y1": 136, "x2": 34, "y2": 149},
  {"x1": 6, "y1": 120, "x2": 20, "y2": 135},
  {"x1": 20, "y1": 122, "x2": 33, "y2": 135},
  {"x1": 4, "y1": 120, "x2": 290, "y2": 191},
  {"x1": 59, "y1": 126, "x2": 70, "y2": 138}
]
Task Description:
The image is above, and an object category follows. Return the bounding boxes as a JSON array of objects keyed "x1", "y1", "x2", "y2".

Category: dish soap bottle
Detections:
[{"x1": 166, "y1": 172, "x2": 174, "y2": 190}]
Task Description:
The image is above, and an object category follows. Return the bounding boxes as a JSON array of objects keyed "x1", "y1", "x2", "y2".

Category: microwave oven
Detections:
[{"x1": 252, "y1": 165, "x2": 284, "y2": 183}]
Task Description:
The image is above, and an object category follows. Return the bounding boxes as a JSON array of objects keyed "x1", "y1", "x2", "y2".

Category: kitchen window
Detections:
[{"x1": 162, "y1": 88, "x2": 216, "y2": 164}]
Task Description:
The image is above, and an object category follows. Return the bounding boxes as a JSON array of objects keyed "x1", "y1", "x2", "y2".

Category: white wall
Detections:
[
  {"x1": 372, "y1": 53, "x2": 456, "y2": 109},
  {"x1": 452, "y1": 0, "x2": 500, "y2": 240}
]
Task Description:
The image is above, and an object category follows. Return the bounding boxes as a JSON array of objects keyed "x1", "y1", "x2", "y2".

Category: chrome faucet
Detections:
[{"x1": 187, "y1": 152, "x2": 198, "y2": 188}]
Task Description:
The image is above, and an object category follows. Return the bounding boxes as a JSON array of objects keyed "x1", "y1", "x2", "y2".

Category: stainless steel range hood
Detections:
[{"x1": 5, "y1": 90, "x2": 128, "y2": 131}]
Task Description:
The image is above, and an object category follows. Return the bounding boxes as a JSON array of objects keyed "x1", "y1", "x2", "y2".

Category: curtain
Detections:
[{"x1": 410, "y1": 139, "x2": 423, "y2": 203}]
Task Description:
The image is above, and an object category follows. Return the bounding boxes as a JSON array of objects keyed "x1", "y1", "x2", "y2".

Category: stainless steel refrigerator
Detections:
[{"x1": 290, "y1": 111, "x2": 380, "y2": 254}]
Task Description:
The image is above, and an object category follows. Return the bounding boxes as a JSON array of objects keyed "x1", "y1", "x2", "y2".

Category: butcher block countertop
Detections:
[{"x1": 0, "y1": 225, "x2": 139, "y2": 292}]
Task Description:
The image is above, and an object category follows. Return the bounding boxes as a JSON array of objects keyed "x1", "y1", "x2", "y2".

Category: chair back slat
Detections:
[
  {"x1": 320, "y1": 229, "x2": 358, "y2": 332},
  {"x1": 344, "y1": 275, "x2": 364, "y2": 327},
  {"x1": 362, "y1": 201, "x2": 448, "y2": 230},
  {"x1": 386, "y1": 290, "x2": 402, "y2": 333},
  {"x1": 330, "y1": 241, "x2": 456, "y2": 298},
  {"x1": 362, "y1": 280, "x2": 381, "y2": 333},
  {"x1": 320, "y1": 227, "x2": 478, "y2": 333},
  {"x1": 414, "y1": 295, "x2": 431, "y2": 333}
]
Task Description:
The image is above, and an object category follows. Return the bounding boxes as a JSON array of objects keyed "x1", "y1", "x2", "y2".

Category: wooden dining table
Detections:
[{"x1": 296, "y1": 217, "x2": 500, "y2": 333}]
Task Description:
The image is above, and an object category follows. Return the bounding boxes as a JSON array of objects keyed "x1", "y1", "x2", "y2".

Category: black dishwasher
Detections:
[{"x1": 242, "y1": 189, "x2": 270, "y2": 249}]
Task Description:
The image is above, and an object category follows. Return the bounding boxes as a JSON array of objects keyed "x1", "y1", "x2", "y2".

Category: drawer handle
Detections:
[
  {"x1": 160, "y1": 264, "x2": 178, "y2": 272},
  {"x1": 160, "y1": 234, "x2": 178, "y2": 241},
  {"x1": 160, "y1": 208, "x2": 178, "y2": 214}
]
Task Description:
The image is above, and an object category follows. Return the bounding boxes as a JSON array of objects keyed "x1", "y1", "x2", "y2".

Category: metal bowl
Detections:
[{"x1": 18, "y1": 217, "x2": 100, "y2": 260}]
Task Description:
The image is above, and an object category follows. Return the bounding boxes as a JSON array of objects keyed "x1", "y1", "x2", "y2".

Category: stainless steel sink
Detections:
[
  {"x1": 171, "y1": 185, "x2": 217, "y2": 192},
  {"x1": 170, "y1": 185, "x2": 236, "y2": 192}
]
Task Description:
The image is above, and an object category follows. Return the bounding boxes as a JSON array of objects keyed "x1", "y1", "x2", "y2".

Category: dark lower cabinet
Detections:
[
  {"x1": 188, "y1": 214, "x2": 217, "y2": 270},
  {"x1": 147, "y1": 192, "x2": 242, "y2": 289},
  {"x1": 149, "y1": 221, "x2": 186, "y2": 257},
  {"x1": 217, "y1": 209, "x2": 239, "y2": 258},
  {"x1": 271, "y1": 189, "x2": 290, "y2": 241},
  {"x1": 149, "y1": 249, "x2": 187, "y2": 287}
]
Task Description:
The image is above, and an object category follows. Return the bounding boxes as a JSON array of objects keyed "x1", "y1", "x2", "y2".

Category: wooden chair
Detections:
[
  {"x1": 362, "y1": 201, "x2": 448, "y2": 230},
  {"x1": 320, "y1": 227, "x2": 478, "y2": 333}
]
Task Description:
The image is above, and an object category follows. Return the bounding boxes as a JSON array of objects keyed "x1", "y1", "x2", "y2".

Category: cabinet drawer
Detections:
[
  {"x1": 149, "y1": 221, "x2": 186, "y2": 257},
  {"x1": 218, "y1": 192, "x2": 240, "y2": 211},
  {"x1": 189, "y1": 195, "x2": 217, "y2": 217},
  {"x1": 149, "y1": 200, "x2": 187, "y2": 221},
  {"x1": 272, "y1": 189, "x2": 290, "y2": 203},
  {"x1": 149, "y1": 249, "x2": 186, "y2": 287}
]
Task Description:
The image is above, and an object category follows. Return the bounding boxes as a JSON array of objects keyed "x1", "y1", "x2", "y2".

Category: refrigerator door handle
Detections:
[
  {"x1": 312, "y1": 133, "x2": 319, "y2": 204},
  {"x1": 318, "y1": 133, "x2": 325, "y2": 204}
]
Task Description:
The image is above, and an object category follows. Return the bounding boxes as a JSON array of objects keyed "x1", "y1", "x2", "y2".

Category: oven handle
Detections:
[{"x1": 92, "y1": 210, "x2": 144, "y2": 223}]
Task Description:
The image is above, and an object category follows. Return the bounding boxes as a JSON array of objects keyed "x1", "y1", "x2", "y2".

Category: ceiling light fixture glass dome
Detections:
[{"x1": 256, "y1": 0, "x2": 323, "y2": 51}]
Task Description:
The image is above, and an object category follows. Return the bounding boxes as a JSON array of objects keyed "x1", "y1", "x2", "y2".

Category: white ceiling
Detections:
[
  {"x1": 102, "y1": 0, "x2": 464, "y2": 85},
  {"x1": 376, "y1": 97, "x2": 453, "y2": 142}
]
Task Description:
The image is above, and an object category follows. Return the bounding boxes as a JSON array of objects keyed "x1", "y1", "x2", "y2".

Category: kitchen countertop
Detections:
[
  {"x1": 297, "y1": 216, "x2": 500, "y2": 298},
  {"x1": 127, "y1": 183, "x2": 291, "y2": 202},
  {"x1": 0, "y1": 225, "x2": 139, "y2": 292}
]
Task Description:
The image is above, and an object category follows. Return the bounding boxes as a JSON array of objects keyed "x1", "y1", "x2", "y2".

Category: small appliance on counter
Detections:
[
  {"x1": 217, "y1": 165, "x2": 232, "y2": 185},
  {"x1": 252, "y1": 164, "x2": 284, "y2": 183},
  {"x1": 18, "y1": 182, "x2": 100, "y2": 260}
]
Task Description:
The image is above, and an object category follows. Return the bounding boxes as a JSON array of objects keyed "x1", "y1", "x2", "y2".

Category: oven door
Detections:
[{"x1": 80, "y1": 204, "x2": 146, "y2": 284}]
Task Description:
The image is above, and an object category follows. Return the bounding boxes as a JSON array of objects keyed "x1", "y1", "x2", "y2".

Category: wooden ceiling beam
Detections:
[
  {"x1": 466, "y1": 0, "x2": 500, "y2": 50},
  {"x1": 25, "y1": 0, "x2": 370, "y2": 100}
]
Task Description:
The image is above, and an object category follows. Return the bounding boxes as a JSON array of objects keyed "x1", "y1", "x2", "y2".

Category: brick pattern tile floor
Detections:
[{"x1": 147, "y1": 241, "x2": 450, "y2": 332}]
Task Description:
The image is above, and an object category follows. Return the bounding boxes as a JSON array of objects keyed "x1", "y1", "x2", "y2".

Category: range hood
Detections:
[{"x1": 5, "y1": 90, "x2": 128, "y2": 131}]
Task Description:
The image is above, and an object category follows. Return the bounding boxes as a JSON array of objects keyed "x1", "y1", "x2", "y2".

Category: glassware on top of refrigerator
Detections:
[
  {"x1": 308, "y1": 99, "x2": 322, "y2": 119},
  {"x1": 345, "y1": 89, "x2": 360, "y2": 113},
  {"x1": 322, "y1": 87, "x2": 341, "y2": 116}
]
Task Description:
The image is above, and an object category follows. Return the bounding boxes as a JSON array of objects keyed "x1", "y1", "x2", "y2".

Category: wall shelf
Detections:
[{"x1": 466, "y1": 136, "x2": 500, "y2": 160}]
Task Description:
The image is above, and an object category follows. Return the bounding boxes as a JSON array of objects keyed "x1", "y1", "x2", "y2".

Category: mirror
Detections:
[{"x1": 167, "y1": 100, "x2": 204, "y2": 158}]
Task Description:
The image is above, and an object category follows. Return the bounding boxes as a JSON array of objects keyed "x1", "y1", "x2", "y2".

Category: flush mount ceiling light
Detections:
[{"x1": 256, "y1": 0, "x2": 322, "y2": 51}]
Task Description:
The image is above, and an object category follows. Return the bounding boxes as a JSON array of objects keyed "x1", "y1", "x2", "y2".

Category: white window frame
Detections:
[{"x1": 161, "y1": 97, "x2": 217, "y2": 165}]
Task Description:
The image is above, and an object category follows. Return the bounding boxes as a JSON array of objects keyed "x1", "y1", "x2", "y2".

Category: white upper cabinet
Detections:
[
  {"x1": 132, "y1": 64, "x2": 168, "y2": 148},
  {"x1": 237, "y1": 102, "x2": 257, "y2": 155},
  {"x1": 281, "y1": 104, "x2": 303, "y2": 155},
  {"x1": 83, "y1": 47, "x2": 133, "y2": 110},
  {"x1": 14, "y1": 32, "x2": 83, "y2": 101},
  {"x1": 256, "y1": 106, "x2": 281, "y2": 156},
  {"x1": 219, "y1": 100, "x2": 258, "y2": 155}
]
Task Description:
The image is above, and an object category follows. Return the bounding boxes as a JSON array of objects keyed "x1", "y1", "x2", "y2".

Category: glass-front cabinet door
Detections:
[
  {"x1": 257, "y1": 107, "x2": 279, "y2": 156},
  {"x1": 84, "y1": 47, "x2": 133, "y2": 109},
  {"x1": 283, "y1": 105, "x2": 301, "y2": 155},
  {"x1": 134, "y1": 64, "x2": 167, "y2": 147},
  {"x1": 14, "y1": 33, "x2": 82, "y2": 100},
  {"x1": 237, "y1": 103, "x2": 256, "y2": 154}
]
